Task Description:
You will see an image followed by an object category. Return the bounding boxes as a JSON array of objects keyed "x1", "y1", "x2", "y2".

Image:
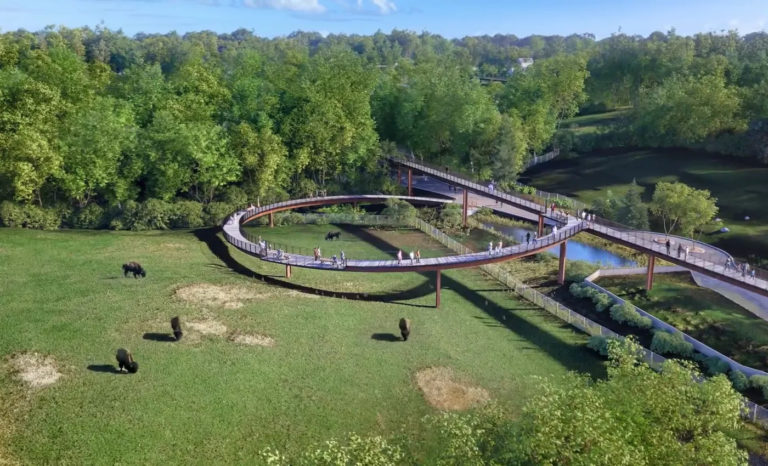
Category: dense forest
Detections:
[{"x1": 1, "y1": 27, "x2": 768, "y2": 229}]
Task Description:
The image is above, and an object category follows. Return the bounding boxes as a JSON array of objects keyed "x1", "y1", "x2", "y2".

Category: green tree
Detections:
[
  {"x1": 650, "y1": 181, "x2": 718, "y2": 236},
  {"x1": 616, "y1": 180, "x2": 649, "y2": 229}
]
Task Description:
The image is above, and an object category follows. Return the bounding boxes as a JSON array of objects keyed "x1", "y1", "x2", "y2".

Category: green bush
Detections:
[
  {"x1": 586, "y1": 335, "x2": 620, "y2": 356},
  {"x1": 702, "y1": 356, "x2": 731, "y2": 376},
  {"x1": 729, "y1": 370, "x2": 749, "y2": 391},
  {"x1": 276, "y1": 211, "x2": 304, "y2": 226},
  {"x1": 569, "y1": 282, "x2": 588, "y2": 298},
  {"x1": 222, "y1": 185, "x2": 248, "y2": 208},
  {"x1": 0, "y1": 201, "x2": 61, "y2": 230},
  {"x1": 594, "y1": 293, "x2": 614, "y2": 312},
  {"x1": 71, "y1": 204, "x2": 106, "y2": 229},
  {"x1": 650, "y1": 331, "x2": 694, "y2": 358},
  {"x1": 609, "y1": 302, "x2": 652, "y2": 329},
  {"x1": 132, "y1": 199, "x2": 172, "y2": 230},
  {"x1": 381, "y1": 198, "x2": 416, "y2": 222},
  {"x1": 314, "y1": 215, "x2": 330, "y2": 225},
  {"x1": 170, "y1": 201, "x2": 205, "y2": 228},
  {"x1": 750, "y1": 375, "x2": 768, "y2": 399},
  {"x1": 565, "y1": 260, "x2": 598, "y2": 282},
  {"x1": 204, "y1": 202, "x2": 234, "y2": 226}
]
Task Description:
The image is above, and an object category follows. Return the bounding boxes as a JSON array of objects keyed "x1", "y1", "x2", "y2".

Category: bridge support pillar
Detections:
[
  {"x1": 285, "y1": 264, "x2": 292, "y2": 279},
  {"x1": 537, "y1": 215, "x2": 544, "y2": 237},
  {"x1": 436, "y1": 270, "x2": 441, "y2": 308},
  {"x1": 269, "y1": 212, "x2": 274, "y2": 228},
  {"x1": 646, "y1": 255, "x2": 656, "y2": 291},
  {"x1": 407, "y1": 168, "x2": 413, "y2": 197},
  {"x1": 462, "y1": 189, "x2": 468, "y2": 227},
  {"x1": 557, "y1": 242, "x2": 567, "y2": 285}
]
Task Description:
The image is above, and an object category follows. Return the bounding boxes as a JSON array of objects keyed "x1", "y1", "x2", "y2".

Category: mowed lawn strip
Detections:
[{"x1": 0, "y1": 226, "x2": 603, "y2": 464}]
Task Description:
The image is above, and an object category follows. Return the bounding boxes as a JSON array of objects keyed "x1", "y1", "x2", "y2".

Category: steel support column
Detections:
[
  {"x1": 285, "y1": 264, "x2": 292, "y2": 278},
  {"x1": 407, "y1": 168, "x2": 413, "y2": 197},
  {"x1": 462, "y1": 189, "x2": 468, "y2": 227},
  {"x1": 557, "y1": 241, "x2": 567, "y2": 285},
  {"x1": 269, "y1": 212, "x2": 274, "y2": 228},
  {"x1": 646, "y1": 254, "x2": 656, "y2": 291},
  {"x1": 537, "y1": 215, "x2": 544, "y2": 237},
  {"x1": 435, "y1": 269, "x2": 441, "y2": 308}
]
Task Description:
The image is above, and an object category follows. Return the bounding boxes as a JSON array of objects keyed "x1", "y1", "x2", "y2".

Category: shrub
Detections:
[
  {"x1": 132, "y1": 199, "x2": 172, "y2": 230},
  {"x1": 594, "y1": 293, "x2": 614, "y2": 312},
  {"x1": 729, "y1": 370, "x2": 749, "y2": 391},
  {"x1": 203, "y1": 202, "x2": 234, "y2": 226},
  {"x1": 609, "y1": 302, "x2": 652, "y2": 329},
  {"x1": 586, "y1": 335, "x2": 621, "y2": 356},
  {"x1": 750, "y1": 375, "x2": 768, "y2": 399},
  {"x1": 170, "y1": 201, "x2": 204, "y2": 228},
  {"x1": 439, "y1": 203, "x2": 463, "y2": 229},
  {"x1": 0, "y1": 201, "x2": 61, "y2": 230},
  {"x1": 314, "y1": 215, "x2": 330, "y2": 225},
  {"x1": 566, "y1": 260, "x2": 598, "y2": 282},
  {"x1": 381, "y1": 198, "x2": 416, "y2": 222},
  {"x1": 71, "y1": 204, "x2": 106, "y2": 229},
  {"x1": 276, "y1": 211, "x2": 304, "y2": 226},
  {"x1": 702, "y1": 356, "x2": 731, "y2": 376},
  {"x1": 569, "y1": 282, "x2": 588, "y2": 298},
  {"x1": 222, "y1": 185, "x2": 248, "y2": 208},
  {"x1": 650, "y1": 331, "x2": 694, "y2": 358}
]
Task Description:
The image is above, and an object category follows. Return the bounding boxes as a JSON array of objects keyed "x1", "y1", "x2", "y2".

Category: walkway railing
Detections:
[{"x1": 391, "y1": 158, "x2": 768, "y2": 291}]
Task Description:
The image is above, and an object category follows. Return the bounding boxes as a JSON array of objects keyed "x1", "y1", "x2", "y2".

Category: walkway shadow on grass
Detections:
[
  {"x1": 339, "y1": 225, "x2": 606, "y2": 376},
  {"x1": 371, "y1": 333, "x2": 402, "y2": 342},
  {"x1": 192, "y1": 227, "x2": 435, "y2": 308},
  {"x1": 87, "y1": 364, "x2": 121, "y2": 374},
  {"x1": 142, "y1": 332, "x2": 177, "y2": 342}
]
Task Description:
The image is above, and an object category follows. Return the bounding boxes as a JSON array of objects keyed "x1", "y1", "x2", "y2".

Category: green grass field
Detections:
[
  {"x1": 0, "y1": 224, "x2": 604, "y2": 464},
  {"x1": 597, "y1": 273, "x2": 768, "y2": 371},
  {"x1": 561, "y1": 109, "x2": 630, "y2": 135},
  {"x1": 521, "y1": 147, "x2": 768, "y2": 259}
]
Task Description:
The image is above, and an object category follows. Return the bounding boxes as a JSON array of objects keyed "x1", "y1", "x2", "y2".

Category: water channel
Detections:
[{"x1": 483, "y1": 221, "x2": 637, "y2": 267}]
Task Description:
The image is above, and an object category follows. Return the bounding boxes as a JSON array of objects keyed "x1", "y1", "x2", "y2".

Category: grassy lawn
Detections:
[
  {"x1": 0, "y1": 225, "x2": 604, "y2": 464},
  {"x1": 561, "y1": 109, "x2": 630, "y2": 135},
  {"x1": 596, "y1": 273, "x2": 768, "y2": 372},
  {"x1": 521, "y1": 147, "x2": 768, "y2": 259}
]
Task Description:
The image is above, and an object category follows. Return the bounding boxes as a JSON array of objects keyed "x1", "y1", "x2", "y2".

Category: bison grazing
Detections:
[
  {"x1": 325, "y1": 231, "x2": 341, "y2": 241},
  {"x1": 115, "y1": 348, "x2": 139, "y2": 373},
  {"x1": 399, "y1": 318, "x2": 411, "y2": 341},
  {"x1": 122, "y1": 262, "x2": 146, "y2": 278},
  {"x1": 171, "y1": 316, "x2": 183, "y2": 341}
]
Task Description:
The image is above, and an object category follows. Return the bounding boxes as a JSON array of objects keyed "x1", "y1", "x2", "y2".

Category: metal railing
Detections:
[{"x1": 390, "y1": 157, "x2": 768, "y2": 290}]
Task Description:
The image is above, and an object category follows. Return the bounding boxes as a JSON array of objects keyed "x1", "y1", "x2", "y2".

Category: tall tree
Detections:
[{"x1": 650, "y1": 181, "x2": 718, "y2": 236}]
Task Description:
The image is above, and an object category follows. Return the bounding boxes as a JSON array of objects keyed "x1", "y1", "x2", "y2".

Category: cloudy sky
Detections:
[{"x1": 0, "y1": 0, "x2": 765, "y2": 38}]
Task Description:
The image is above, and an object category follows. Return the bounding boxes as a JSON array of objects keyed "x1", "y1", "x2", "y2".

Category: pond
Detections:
[{"x1": 484, "y1": 221, "x2": 637, "y2": 267}]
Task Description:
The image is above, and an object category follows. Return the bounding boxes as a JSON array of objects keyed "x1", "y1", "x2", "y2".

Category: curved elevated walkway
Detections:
[{"x1": 223, "y1": 195, "x2": 577, "y2": 273}]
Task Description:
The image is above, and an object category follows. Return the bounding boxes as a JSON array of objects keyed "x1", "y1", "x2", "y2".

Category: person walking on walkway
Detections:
[
  {"x1": 497, "y1": 240, "x2": 503, "y2": 254},
  {"x1": 684, "y1": 246, "x2": 690, "y2": 260},
  {"x1": 677, "y1": 243, "x2": 683, "y2": 258},
  {"x1": 313, "y1": 247, "x2": 319, "y2": 262},
  {"x1": 665, "y1": 239, "x2": 671, "y2": 255},
  {"x1": 526, "y1": 232, "x2": 531, "y2": 244},
  {"x1": 553, "y1": 225, "x2": 558, "y2": 235},
  {"x1": 488, "y1": 241, "x2": 494, "y2": 255},
  {"x1": 340, "y1": 250, "x2": 346, "y2": 267},
  {"x1": 397, "y1": 249, "x2": 403, "y2": 265},
  {"x1": 409, "y1": 250, "x2": 415, "y2": 264},
  {"x1": 751, "y1": 269, "x2": 757, "y2": 280},
  {"x1": 416, "y1": 249, "x2": 421, "y2": 263}
]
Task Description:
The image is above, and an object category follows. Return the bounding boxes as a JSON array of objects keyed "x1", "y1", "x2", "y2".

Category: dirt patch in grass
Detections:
[
  {"x1": 229, "y1": 333, "x2": 276, "y2": 347},
  {"x1": 10, "y1": 352, "x2": 61, "y2": 389},
  {"x1": 188, "y1": 319, "x2": 228, "y2": 336},
  {"x1": 415, "y1": 367, "x2": 490, "y2": 411},
  {"x1": 175, "y1": 283, "x2": 316, "y2": 309}
]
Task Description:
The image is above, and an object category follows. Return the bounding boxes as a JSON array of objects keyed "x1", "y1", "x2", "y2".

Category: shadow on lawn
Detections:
[
  {"x1": 142, "y1": 332, "x2": 177, "y2": 342},
  {"x1": 192, "y1": 227, "x2": 435, "y2": 308},
  {"x1": 86, "y1": 364, "x2": 121, "y2": 374},
  {"x1": 339, "y1": 224, "x2": 605, "y2": 376},
  {"x1": 371, "y1": 333, "x2": 402, "y2": 342}
]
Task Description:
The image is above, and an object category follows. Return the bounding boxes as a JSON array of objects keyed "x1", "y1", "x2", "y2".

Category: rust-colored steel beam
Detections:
[
  {"x1": 407, "y1": 168, "x2": 413, "y2": 197},
  {"x1": 286, "y1": 264, "x2": 292, "y2": 279},
  {"x1": 537, "y1": 215, "x2": 544, "y2": 237},
  {"x1": 462, "y1": 189, "x2": 468, "y2": 227},
  {"x1": 557, "y1": 242, "x2": 567, "y2": 285},
  {"x1": 646, "y1": 254, "x2": 655, "y2": 291}
]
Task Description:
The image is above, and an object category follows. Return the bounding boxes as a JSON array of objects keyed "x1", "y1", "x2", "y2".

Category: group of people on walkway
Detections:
[
  {"x1": 396, "y1": 249, "x2": 421, "y2": 265},
  {"x1": 725, "y1": 257, "x2": 757, "y2": 279},
  {"x1": 578, "y1": 210, "x2": 596, "y2": 222},
  {"x1": 313, "y1": 246, "x2": 347, "y2": 269},
  {"x1": 488, "y1": 240, "x2": 504, "y2": 256}
]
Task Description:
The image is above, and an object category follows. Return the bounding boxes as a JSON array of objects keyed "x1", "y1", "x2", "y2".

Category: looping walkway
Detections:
[{"x1": 222, "y1": 195, "x2": 577, "y2": 273}]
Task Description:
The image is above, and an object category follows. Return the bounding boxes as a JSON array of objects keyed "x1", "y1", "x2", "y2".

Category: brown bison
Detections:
[
  {"x1": 171, "y1": 316, "x2": 183, "y2": 341},
  {"x1": 115, "y1": 348, "x2": 139, "y2": 373},
  {"x1": 399, "y1": 318, "x2": 411, "y2": 341},
  {"x1": 122, "y1": 262, "x2": 146, "y2": 278}
]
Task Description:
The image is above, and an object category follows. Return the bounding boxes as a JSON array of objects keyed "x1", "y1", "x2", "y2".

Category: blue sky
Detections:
[{"x1": 0, "y1": 0, "x2": 766, "y2": 38}]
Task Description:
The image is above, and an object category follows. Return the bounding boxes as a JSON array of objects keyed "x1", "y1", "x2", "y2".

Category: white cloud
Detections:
[
  {"x1": 371, "y1": 0, "x2": 396, "y2": 14},
  {"x1": 243, "y1": 0, "x2": 326, "y2": 13}
]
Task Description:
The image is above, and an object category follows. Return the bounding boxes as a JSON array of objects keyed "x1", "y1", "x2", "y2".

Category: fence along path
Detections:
[
  {"x1": 409, "y1": 216, "x2": 768, "y2": 428},
  {"x1": 391, "y1": 157, "x2": 768, "y2": 294}
]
